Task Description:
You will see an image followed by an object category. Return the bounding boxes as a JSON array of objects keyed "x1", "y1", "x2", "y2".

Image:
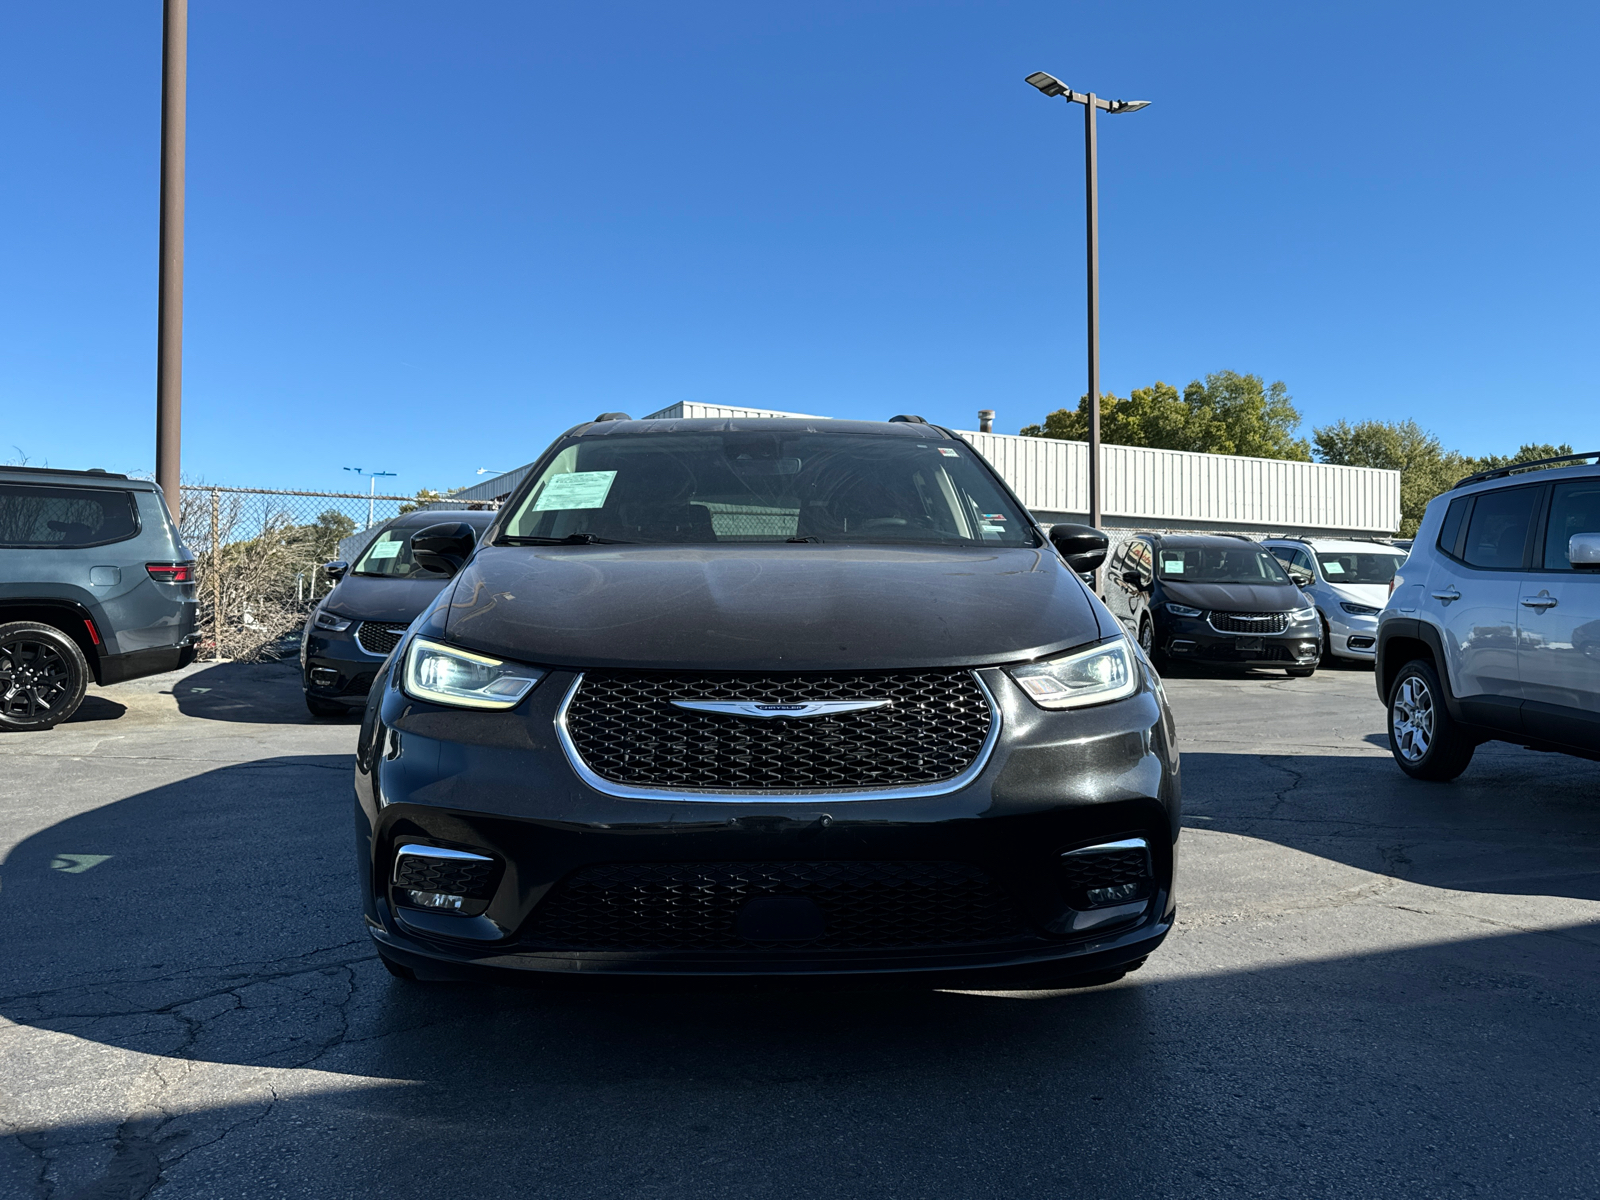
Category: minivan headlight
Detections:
[
  {"x1": 1164, "y1": 603, "x2": 1201, "y2": 618},
  {"x1": 1008, "y1": 638, "x2": 1139, "y2": 710},
  {"x1": 402, "y1": 637, "x2": 545, "y2": 710},
  {"x1": 1289, "y1": 606, "x2": 1317, "y2": 623},
  {"x1": 1340, "y1": 601, "x2": 1380, "y2": 617},
  {"x1": 313, "y1": 609, "x2": 352, "y2": 632}
]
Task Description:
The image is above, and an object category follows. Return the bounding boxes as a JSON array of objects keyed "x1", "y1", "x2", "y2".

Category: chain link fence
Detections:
[{"x1": 178, "y1": 486, "x2": 496, "y2": 662}]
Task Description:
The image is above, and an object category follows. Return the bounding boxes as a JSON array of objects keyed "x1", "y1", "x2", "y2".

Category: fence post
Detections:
[{"x1": 210, "y1": 487, "x2": 223, "y2": 660}]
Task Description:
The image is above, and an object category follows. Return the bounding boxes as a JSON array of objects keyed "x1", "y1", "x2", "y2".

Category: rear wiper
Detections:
[{"x1": 498, "y1": 533, "x2": 632, "y2": 546}]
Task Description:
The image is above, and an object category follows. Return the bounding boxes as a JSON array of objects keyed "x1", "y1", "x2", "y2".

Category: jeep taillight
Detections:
[{"x1": 147, "y1": 563, "x2": 193, "y2": 583}]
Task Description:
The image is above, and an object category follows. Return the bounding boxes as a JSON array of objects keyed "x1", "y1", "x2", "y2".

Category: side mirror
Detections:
[
  {"x1": 1288, "y1": 567, "x2": 1313, "y2": 586},
  {"x1": 411, "y1": 522, "x2": 477, "y2": 577},
  {"x1": 324, "y1": 560, "x2": 349, "y2": 581},
  {"x1": 1048, "y1": 523, "x2": 1109, "y2": 574},
  {"x1": 1571, "y1": 532, "x2": 1600, "y2": 571},
  {"x1": 1121, "y1": 568, "x2": 1144, "y2": 587}
]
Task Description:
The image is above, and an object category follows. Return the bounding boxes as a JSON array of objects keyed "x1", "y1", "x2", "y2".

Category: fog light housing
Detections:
[
  {"x1": 1086, "y1": 881, "x2": 1142, "y2": 905},
  {"x1": 391, "y1": 844, "x2": 498, "y2": 917},
  {"x1": 310, "y1": 667, "x2": 339, "y2": 687}
]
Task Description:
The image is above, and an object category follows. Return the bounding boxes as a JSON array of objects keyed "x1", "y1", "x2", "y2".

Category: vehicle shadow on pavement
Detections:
[
  {"x1": 1182, "y1": 748, "x2": 1600, "y2": 901},
  {"x1": 4, "y1": 755, "x2": 1600, "y2": 1197},
  {"x1": 170, "y1": 659, "x2": 357, "y2": 724}
]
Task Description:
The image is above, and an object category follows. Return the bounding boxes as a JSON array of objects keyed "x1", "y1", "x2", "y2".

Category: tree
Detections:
[
  {"x1": 1313, "y1": 419, "x2": 1574, "y2": 536},
  {"x1": 400, "y1": 487, "x2": 459, "y2": 515},
  {"x1": 1020, "y1": 371, "x2": 1309, "y2": 461}
]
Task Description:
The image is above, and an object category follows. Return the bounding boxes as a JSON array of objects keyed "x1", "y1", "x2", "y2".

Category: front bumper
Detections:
[
  {"x1": 1156, "y1": 613, "x2": 1320, "y2": 669},
  {"x1": 303, "y1": 626, "x2": 388, "y2": 706},
  {"x1": 352, "y1": 659, "x2": 1181, "y2": 982},
  {"x1": 1324, "y1": 610, "x2": 1378, "y2": 660}
]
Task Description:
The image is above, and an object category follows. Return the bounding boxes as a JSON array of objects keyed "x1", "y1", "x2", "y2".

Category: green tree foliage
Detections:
[
  {"x1": 1312, "y1": 419, "x2": 1574, "y2": 536},
  {"x1": 288, "y1": 509, "x2": 357, "y2": 564},
  {"x1": 1020, "y1": 371, "x2": 1310, "y2": 461}
]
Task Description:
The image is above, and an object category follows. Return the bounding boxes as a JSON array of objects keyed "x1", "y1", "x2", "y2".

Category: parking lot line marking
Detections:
[{"x1": 50, "y1": 855, "x2": 112, "y2": 874}]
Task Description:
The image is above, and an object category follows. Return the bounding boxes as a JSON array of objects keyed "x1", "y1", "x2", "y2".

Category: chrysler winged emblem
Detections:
[{"x1": 670, "y1": 700, "x2": 890, "y2": 719}]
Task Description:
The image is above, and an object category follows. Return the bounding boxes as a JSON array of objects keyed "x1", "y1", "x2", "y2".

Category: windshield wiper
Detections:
[{"x1": 498, "y1": 533, "x2": 633, "y2": 546}]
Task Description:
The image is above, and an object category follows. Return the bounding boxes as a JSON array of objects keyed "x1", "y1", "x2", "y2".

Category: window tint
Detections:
[
  {"x1": 353, "y1": 525, "x2": 478, "y2": 579},
  {"x1": 1542, "y1": 480, "x2": 1600, "y2": 570},
  {"x1": 0, "y1": 484, "x2": 140, "y2": 548},
  {"x1": 1315, "y1": 552, "x2": 1403, "y2": 584},
  {"x1": 1155, "y1": 544, "x2": 1290, "y2": 585},
  {"x1": 1461, "y1": 487, "x2": 1539, "y2": 569},
  {"x1": 504, "y1": 432, "x2": 1036, "y2": 546},
  {"x1": 1436, "y1": 496, "x2": 1471, "y2": 559}
]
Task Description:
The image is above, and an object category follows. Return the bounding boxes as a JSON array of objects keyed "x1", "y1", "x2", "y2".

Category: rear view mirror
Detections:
[
  {"x1": 1571, "y1": 533, "x2": 1600, "y2": 571},
  {"x1": 1048, "y1": 523, "x2": 1109, "y2": 574},
  {"x1": 411, "y1": 523, "x2": 478, "y2": 577},
  {"x1": 324, "y1": 560, "x2": 349, "y2": 581}
]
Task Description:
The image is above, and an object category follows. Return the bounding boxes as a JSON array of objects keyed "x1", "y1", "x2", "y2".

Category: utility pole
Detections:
[
  {"x1": 155, "y1": 0, "x2": 187, "y2": 520},
  {"x1": 1023, "y1": 72, "x2": 1148, "y2": 537}
]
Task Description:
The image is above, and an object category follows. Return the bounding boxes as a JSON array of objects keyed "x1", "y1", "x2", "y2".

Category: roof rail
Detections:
[
  {"x1": 0, "y1": 464, "x2": 130, "y2": 480},
  {"x1": 1453, "y1": 450, "x2": 1600, "y2": 490}
]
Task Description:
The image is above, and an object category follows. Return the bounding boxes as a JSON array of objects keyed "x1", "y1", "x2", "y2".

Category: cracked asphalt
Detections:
[{"x1": 2, "y1": 657, "x2": 1597, "y2": 1199}]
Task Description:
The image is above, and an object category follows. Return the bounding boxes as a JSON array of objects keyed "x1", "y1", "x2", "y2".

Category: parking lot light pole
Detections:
[
  {"x1": 155, "y1": 0, "x2": 187, "y2": 520},
  {"x1": 344, "y1": 467, "x2": 397, "y2": 530},
  {"x1": 1023, "y1": 71, "x2": 1149, "y2": 534}
]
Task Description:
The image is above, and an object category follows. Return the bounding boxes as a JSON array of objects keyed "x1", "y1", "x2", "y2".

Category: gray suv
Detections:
[
  {"x1": 0, "y1": 466, "x2": 198, "y2": 731},
  {"x1": 1376, "y1": 451, "x2": 1600, "y2": 779}
]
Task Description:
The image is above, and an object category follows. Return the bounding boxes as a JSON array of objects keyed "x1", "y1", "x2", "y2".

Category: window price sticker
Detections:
[
  {"x1": 368, "y1": 539, "x2": 402, "y2": 559},
  {"x1": 531, "y1": 470, "x2": 618, "y2": 511}
]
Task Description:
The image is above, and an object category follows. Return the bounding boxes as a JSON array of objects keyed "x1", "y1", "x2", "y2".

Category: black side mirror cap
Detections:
[
  {"x1": 1048, "y1": 523, "x2": 1109, "y2": 574},
  {"x1": 410, "y1": 522, "x2": 478, "y2": 577},
  {"x1": 324, "y1": 560, "x2": 349, "y2": 581}
]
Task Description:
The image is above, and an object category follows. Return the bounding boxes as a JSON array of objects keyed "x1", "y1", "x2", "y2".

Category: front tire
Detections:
[
  {"x1": 1388, "y1": 659, "x2": 1475, "y2": 781},
  {"x1": 0, "y1": 622, "x2": 89, "y2": 731}
]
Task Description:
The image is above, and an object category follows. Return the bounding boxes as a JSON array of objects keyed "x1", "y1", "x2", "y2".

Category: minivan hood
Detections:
[
  {"x1": 440, "y1": 545, "x2": 1108, "y2": 671},
  {"x1": 1326, "y1": 582, "x2": 1390, "y2": 609},
  {"x1": 324, "y1": 574, "x2": 452, "y2": 623},
  {"x1": 1161, "y1": 579, "x2": 1306, "y2": 612}
]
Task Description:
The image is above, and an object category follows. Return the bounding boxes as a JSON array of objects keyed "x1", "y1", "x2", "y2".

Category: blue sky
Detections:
[{"x1": 4, "y1": 1, "x2": 1597, "y2": 493}]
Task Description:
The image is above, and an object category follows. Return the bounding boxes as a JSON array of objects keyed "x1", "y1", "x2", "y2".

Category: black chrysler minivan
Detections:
[{"x1": 354, "y1": 416, "x2": 1181, "y2": 987}]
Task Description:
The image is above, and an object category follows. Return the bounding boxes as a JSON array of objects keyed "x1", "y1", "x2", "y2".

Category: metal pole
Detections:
[
  {"x1": 1084, "y1": 93, "x2": 1102, "y2": 534},
  {"x1": 209, "y1": 487, "x2": 223, "y2": 660},
  {"x1": 155, "y1": 0, "x2": 187, "y2": 521},
  {"x1": 367, "y1": 476, "x2": 376, "y2": 530}
]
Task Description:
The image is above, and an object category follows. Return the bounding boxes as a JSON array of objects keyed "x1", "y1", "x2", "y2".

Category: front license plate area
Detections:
[{"x1": 1236, "y1": 637, "x2": 1265, "y2": 652}]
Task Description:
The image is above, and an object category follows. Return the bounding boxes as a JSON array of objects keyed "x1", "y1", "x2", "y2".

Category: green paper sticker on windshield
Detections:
[
  {"x1": 531, "y1": 470, "x2": 618, "y2": 512},
  {"x1": 1161, "y1": 558, "x2": 1184, "y2": 574},
  {"x1": 368, "y1": 539, "x2": 402, "y2": 559}
]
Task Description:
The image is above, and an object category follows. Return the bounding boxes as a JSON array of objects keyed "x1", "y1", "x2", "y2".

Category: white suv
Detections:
[
  {"x1": 1264, "y1": 536, "x2": 1407, "y2": 664},
  {"x1": 1375, "y1": 452, "x2": 1600, "y2": 780}
]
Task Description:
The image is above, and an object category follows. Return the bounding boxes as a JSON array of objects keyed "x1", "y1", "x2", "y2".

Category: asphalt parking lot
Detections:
[{"x1": 2, "y1": 659, "x2": 1596, "y2": 1200}]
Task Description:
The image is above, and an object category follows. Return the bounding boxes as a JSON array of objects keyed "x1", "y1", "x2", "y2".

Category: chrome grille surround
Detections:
[
  {"x1": 1207, "y1": 610, "x2": 1291, "y2": 636},
  {"x1": 356, "y1": 621, "x2": 410, "y2": 656},
  {"x1": 555, "y1": 670, "x2": 1001, "y2": 803}
]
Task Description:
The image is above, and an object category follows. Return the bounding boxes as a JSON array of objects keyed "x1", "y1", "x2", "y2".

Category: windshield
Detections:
[
  {"x1": 501, "y1": 432, "x2": 1037, "y2": 547},
  {"x1": 1315, "y1": 552, "x2": 1403, "y2": 585},
  {"x1": 1156, "y1": 545, "x2": 1291, "y2": 585},
  {"x1": 353, "y1": 526, "x2": 472, "y2": 578}
]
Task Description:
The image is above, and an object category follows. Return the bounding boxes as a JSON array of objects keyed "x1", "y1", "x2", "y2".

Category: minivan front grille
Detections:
[
  {"x1": 1207, "y1": 611, "x2": 1290, "y2": 635},
  {"x1": 527, "y1": 860, "x2": 1025, "y2": 951},
  {"x1": 356, "y1": 621, "x2": 409, "y2": 656},
  {"x1": 562, "y1": 671, "x2": 993, "y2": 792}
]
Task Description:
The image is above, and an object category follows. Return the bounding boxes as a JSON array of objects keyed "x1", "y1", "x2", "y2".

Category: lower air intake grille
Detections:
[
  {"x1": 393, "y1": 854, "x2": 496, "y2": 899},
  {"x1": 527, "y1": 860, "x2": 1025, "y2": 951},
  {"x1": 1058, "y1": 846, "x2": 1154, "y2": 909},
  {"x1": 1208, "y1": 611, "x2": 1290, "y2": 635},
  {"x1": 564, "y1": 671, "x2": 993, "y2": 791},
  {"x1": 357, "y1": 621, "x2": 409, "y2": 656}
]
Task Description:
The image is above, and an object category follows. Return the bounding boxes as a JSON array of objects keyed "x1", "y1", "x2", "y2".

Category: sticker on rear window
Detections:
[
  {"x1": 368, "y1": 539, "x2": 402, "y2": 559},
  {"x1": 937, "y1": 448, "x2": 960, "y2": 457},
  {"x1": 531, "y1": 470, "x2": 618, "y2": 511}
]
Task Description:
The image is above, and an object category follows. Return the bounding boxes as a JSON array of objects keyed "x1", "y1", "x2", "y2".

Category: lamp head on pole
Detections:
[
  {"x1": 1107, "y1": 99, "x2": 1150, "y2": 114},
  {"x1": 1024, "y1": 71, "x2": 1073, "y2": 100}
]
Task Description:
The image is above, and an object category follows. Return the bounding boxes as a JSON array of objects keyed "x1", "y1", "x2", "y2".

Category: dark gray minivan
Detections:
[{"x1": 0, "y1": 466, "x2": 198, "y2": 730}]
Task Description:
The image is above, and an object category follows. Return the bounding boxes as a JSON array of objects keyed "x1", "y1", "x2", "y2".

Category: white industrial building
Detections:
[{"x1": 449, "y1": 402, "x2": 1401, "y2": 539}]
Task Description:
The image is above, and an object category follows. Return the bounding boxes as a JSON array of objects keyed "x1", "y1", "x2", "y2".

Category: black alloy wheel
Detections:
[
  {"x1": 0, "y1": 622, "x2": 90, "y2": 731},
  {"x1": 1137, "y1": 617, "x2": 1154, "y2": 658},
  {"x1": 1387, "y1": 658, "x2": 1476, "y2": 781}
]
